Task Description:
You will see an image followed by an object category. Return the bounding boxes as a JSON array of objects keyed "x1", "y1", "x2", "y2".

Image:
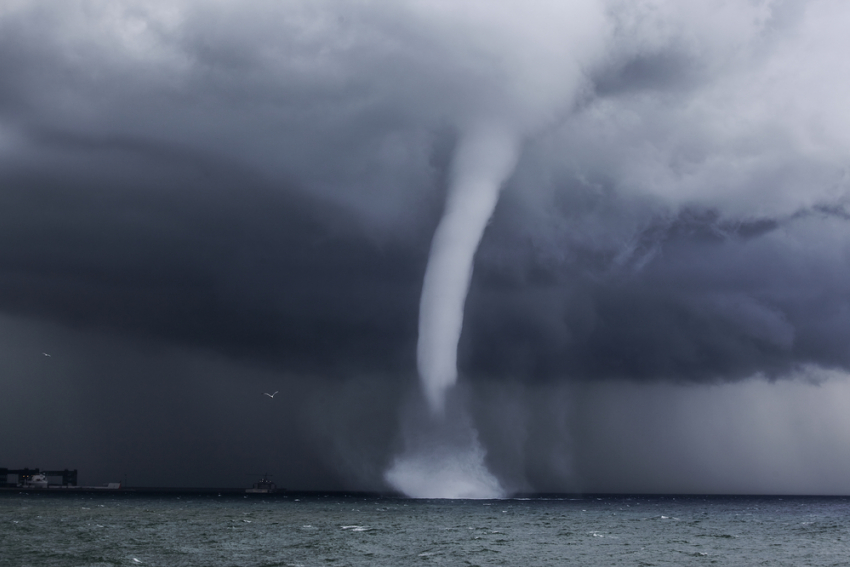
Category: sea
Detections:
[{"x1": 2, "y1": 492, "x2": 849, "y2": 566}]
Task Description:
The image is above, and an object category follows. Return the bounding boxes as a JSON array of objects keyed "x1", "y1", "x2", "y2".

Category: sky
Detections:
[{"x1": 3, "y1": 0, "x2": 850, "y2": 494}]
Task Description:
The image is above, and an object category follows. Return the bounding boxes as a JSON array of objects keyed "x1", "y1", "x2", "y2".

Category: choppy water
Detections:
[{"x1": 2, "y1": 492, "x2": 850, "y2": 566}]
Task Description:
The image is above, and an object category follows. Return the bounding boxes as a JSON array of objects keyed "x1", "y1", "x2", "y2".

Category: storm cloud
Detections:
[{"x1": 3, "y1": 0, "x2": 850, "y2": 493}]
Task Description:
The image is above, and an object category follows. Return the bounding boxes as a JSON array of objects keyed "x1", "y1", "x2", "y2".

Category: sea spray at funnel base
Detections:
[
  {"x1": 385, "y1": 437, "x2": 503, "y2": 499},
  {"x1": 416, "y1": 125, "x2": 520, "y2": 414},
  {"x1": 384, "y1": 391, "x2": 505, "y2": 499}
]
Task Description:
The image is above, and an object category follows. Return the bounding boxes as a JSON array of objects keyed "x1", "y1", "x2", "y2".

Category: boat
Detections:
[
  {"x1": 22, "y1": 474, "x2": 48, "y2": 489},
  {"x1": 246, "y1": 474, "x2": 276, "y2": 494}
]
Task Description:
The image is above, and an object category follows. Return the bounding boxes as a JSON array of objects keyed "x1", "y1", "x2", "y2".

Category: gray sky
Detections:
[{"x1": 3, "y1": 0, "x2": 850, "y2": 493}]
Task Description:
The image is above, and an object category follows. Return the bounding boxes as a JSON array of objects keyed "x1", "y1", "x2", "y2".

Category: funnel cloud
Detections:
[{"x1": 417, "y1": 126, "x2": 519, "y2": 413}]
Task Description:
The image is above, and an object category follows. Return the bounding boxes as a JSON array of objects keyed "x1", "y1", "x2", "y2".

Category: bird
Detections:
[
  {"x1": 42, "y1": 353, "x2": 51, "y2": 357},
  {"x1": 264, "y1": 391, "x2": 279, "y2": 398}
]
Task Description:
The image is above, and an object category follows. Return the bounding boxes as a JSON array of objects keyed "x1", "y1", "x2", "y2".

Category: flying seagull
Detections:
[
  {"x1": 42, "y1": 353, "x2": 51, "y2": 357},
  {"x1": 264, "y1": 391, "x2": 278, "y2": 398}
]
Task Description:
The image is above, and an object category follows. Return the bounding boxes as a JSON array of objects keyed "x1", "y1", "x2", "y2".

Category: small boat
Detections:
[
  {"x1": 246, "y1": 474, "x2": 276, "y2": 494},
  {"x1": 22, "y1": 474, "x2": 49, "y2": 489}
]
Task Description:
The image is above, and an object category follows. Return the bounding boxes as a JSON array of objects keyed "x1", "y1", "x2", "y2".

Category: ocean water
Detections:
[{"x1": 2, "y1": 493, "x2": 849, "y2": 566}]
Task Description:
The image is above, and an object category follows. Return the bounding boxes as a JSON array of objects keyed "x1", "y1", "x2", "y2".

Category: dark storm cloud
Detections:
[
  {"x1": 464, "y1": 203, "x2": 850, "y2": 383},
  {"x1": 3, "y1": 0, "x2": 850, "y2": 493},
  {"x1": 1, "y1": 0, "x2": 849, "y2": 385},
  {"x1": 0, "y1": 139, "x2": 427, "y2": 374}
]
